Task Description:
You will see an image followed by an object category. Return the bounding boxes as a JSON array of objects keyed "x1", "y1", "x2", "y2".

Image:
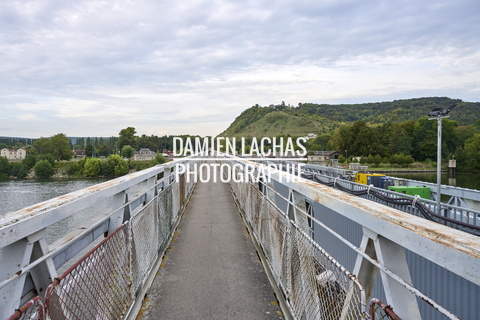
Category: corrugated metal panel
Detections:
[
  {"x1": 406, "y1": 249, "x2": 480, "y2": 320},
  {"x1": 309, "y1": 199, "x2": 479, "y2": 320}
]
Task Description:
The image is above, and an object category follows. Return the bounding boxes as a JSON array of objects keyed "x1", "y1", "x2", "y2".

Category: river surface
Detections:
[
  {"x1": 0, "y1": 179, "x2": 113, "y2": 245},
  {"x1": 0, "y1": 179, "x2": 108, "y2": 215}
]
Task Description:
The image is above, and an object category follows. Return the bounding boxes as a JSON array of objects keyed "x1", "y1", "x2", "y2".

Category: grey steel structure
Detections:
[
  {"x1": 0, "y1": 155, "x2": 479, "y2": 319},
  {"x1": 304, "y1": 163, "x2": 480, "y2": 210}
]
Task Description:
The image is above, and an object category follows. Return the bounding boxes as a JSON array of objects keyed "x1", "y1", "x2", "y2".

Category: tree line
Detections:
[
  {"x1": 306, "y1": 117, "x2": 480, "y2": 172},
  {"x1": 0, "y1": 129, "x2": 172, "y2": 179}
]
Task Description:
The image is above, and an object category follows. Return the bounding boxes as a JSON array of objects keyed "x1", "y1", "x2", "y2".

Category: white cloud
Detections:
[{"x1": 0, "y1": 0, "x2": 479, "y2": 138}]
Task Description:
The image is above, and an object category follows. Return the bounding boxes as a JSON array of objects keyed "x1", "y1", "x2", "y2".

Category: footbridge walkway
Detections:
[{"x1": 1, "y1": 156, "x2": 479, "y2": 320}]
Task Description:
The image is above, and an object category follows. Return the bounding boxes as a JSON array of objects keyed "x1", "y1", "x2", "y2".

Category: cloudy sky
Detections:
[{"x1": 1, "y1": 0, "x2": 479, "y2": 138}]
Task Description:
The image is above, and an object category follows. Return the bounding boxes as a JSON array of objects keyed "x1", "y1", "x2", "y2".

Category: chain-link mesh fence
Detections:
[
  {"x1": 7, "y1": 297, "x2": 44, "y2": 320},
  {"x1": 229, "y1": 176, "x2": 366, "y2": 320},
  {"x1": 45, "y1": 225, "x2": 131, "y2": 320},
  {"x1": 41, "y1": 172, "x2": 195, "y2": 320},
  {"x1": 130, "y1": 197, "x2": 159, "y2": 296}
]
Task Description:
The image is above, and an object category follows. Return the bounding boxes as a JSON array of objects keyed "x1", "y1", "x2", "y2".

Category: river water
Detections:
[
  {"x1": 0, "y1": 179, "x2": 108, "y2": 215},
  {"x1": 0, "y1": 179, "x2": 115, "y2": 246}
]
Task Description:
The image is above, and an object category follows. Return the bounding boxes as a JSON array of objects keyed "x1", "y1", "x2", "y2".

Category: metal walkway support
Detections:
[
  {"x1": 0, "y1": 158, "x2": 197, "y2": 319},
  {"x1": 2, "y1": 155, "x2": 479, "y2": 320}
]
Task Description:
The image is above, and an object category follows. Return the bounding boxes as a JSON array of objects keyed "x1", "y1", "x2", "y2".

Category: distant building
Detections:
[
  {"x1": 162, "y1": 149, "x2": 173, "y2": 158},
  {"x1": 304, "y1": 133, "x2": 317, "y2": 140},
  {"x1": 134, "y1": 148, "x2": 156, "y2": 161},
  {"x1": 0, "y1": 148, "x2": 27, "y2": 160},
  {"x1": 73, "y1": 150, "x2": 87, "y2": 158},
  {"x1": 307, "y1": 151, "x2": 339, "y2": 164}
]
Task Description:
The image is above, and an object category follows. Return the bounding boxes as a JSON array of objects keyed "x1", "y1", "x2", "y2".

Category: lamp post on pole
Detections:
[
  {"x1": 428, "y1": 105, "x2": 455, "y2": 215},
  {"x1": 345, "y1": 150, "x2": 347, "y2": 164}
]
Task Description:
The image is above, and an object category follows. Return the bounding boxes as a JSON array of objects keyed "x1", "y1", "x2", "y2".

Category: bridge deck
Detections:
[{"x1": 137, "y1": 173, "x2": 283, "y2": 319}]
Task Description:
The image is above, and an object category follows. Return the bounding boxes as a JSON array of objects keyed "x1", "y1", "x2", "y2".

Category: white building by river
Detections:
[
  {"x1": 0, "y1": 148, "x2": 27, "y2": 160},
  {"x1": 133, "y1": 148, "x2": 156, "y2": 161}
]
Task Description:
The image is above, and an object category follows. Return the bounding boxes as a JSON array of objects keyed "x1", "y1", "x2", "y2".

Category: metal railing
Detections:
[
  {"x1": 301, "y1": 170, "x2": 480, "y2": 236},
  {"x1": 227, "y1": 162, "x2": 367, "y2": 319},
  {"x1": 224, "y1": 157, "x2": 480, "y2": 320},
  {"x1": 2, "y1": 155, "x2": 479, "y2": 319},
  {"x1": 302, "y1": 163, "x2": 480, "y2": 210},
  {"x1": 0, "y1": 158, "x2": 197, "y2": 319}
]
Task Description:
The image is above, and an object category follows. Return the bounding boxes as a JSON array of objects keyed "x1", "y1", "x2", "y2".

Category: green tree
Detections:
[
  {"x1": 84, "y1": 158, "x2": 101, "y2": 177},
  {"x1": 32, "y1": 134, "x2": 73, "y2": 160},
  {"x1": 117, "y1": 127, "x2": 137, "y2": 151},
  {"x1": 34, "y1": 160, "x2": 54, "y2": 179},
  {"x1": 121, "y1": 145, "x2": 135, "y2": 158},
  {"x1": 388, "y1": 121, "x2": 414, "y2": 156},
  {"x1": 51, "y1": 133, "x2": 73, "y2": 160},
  {"x1": 86, "y1": 142, "x2": 94, "y2": 157},
  {"x1": 65, "y1": 161, "x2": 82, "y2": 176},
  {"x1": 76, "y1": 137, "x2": 86, "y2": 149},
  {"x1": 11, "y1": 162, "x2": 28, "y2": 178},
  {"x1": 36, "y1": 154, "x2": 55, "y2": 166},
  {"x1": 114, "y1": 157, "x2": 129, "y2": 176},
  {"x1": 372, "y1": 154, "x2": 383, "y2": 166},
  {"x1": 461, "y1": 133, "x2": 480, "y2": 172},
  {"x1": 151, "y1": 153, "x2": 166, "y2": 166},
  {"x1": 413, "y1": 117, "x2": 458, "y2": 161},
  {"x1": 100, "y1": 155, "x2": 129, "y2": 177},
  {"x1": 101, "y1": 157, "x2": 115, "y2": 177},
  {"x1": 329, "y1": 121, "x2": 377, "y2": 157},
  {"x1": 400, "y1": 154, "x2": 415, "y2": 166},
  {"x1": 97, "y1": 144, "x2": 110, "y2": 157},
  {"x1": 0, "y1": 157, "x2": 11, "y2": 179},
  {"x1": 23, "y1": 153, "x2": 37, "y2": 170},
  {"x1": 33, "y1": 137, "x2": 55, "y2": 155},
  {"x1": 136, "y1": 134, "x2": 158, "y2": 151}
]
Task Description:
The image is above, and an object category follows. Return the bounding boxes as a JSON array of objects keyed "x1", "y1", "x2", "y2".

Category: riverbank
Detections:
[{"x1": 1, "y1": 158, "x2": 165, "y2": 180}]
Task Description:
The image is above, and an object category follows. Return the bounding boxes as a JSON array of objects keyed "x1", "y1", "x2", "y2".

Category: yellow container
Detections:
[{"x1": 355, "y1": 173, "x2": 385, "y2": 185}]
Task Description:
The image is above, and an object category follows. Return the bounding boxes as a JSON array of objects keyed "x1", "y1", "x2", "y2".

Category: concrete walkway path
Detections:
[{"x1": 137, "y1": 171, "x2": 283, "y2": 319}]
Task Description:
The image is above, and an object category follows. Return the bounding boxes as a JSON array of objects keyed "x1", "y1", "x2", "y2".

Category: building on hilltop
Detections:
[
  {"x1": 307, "y1": 151, "x2": 339, "y2": 164},
  {"x1": 304, "y1": 133, "x2": 318, "y2": 140},
  {"x1": 0, "y1": 148, "x2": 27, "y2": 160},
  {"x1": 134, "y1": 148, "x2": 156, "y2": 161}
]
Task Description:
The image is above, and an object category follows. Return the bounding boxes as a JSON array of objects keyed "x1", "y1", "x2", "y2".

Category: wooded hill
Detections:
[{"x1": 220, "y1": 97, "x2": 479, "y2": 138}]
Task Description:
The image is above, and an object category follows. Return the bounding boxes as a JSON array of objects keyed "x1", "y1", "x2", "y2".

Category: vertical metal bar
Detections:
[
  {"x1": 286, "y1": 189, "x2": 309, "y2": 235},
  {"x1": 27, "y1": 229, "x2": 57, "y2": 299},
  {"x1": 374, "y1": 235, "x2": 422, "y2": 320},
  {"x1": 145, "y1": 176, "x2": 157, "y2": 203},
  {"x1": 437, "y1": 116, "x2": 442, "y2": 215},
  {"x1": 353, "y1": 228, "x2": 379, "y2": 302}
]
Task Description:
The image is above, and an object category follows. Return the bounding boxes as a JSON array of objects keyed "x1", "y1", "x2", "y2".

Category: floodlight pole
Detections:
[
  {"x1": 429, "y1": 113, "x2": 448, "y2": 215},
  {"x1": 436, "y1": 116, "x2": 442, "y2": 215}
]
